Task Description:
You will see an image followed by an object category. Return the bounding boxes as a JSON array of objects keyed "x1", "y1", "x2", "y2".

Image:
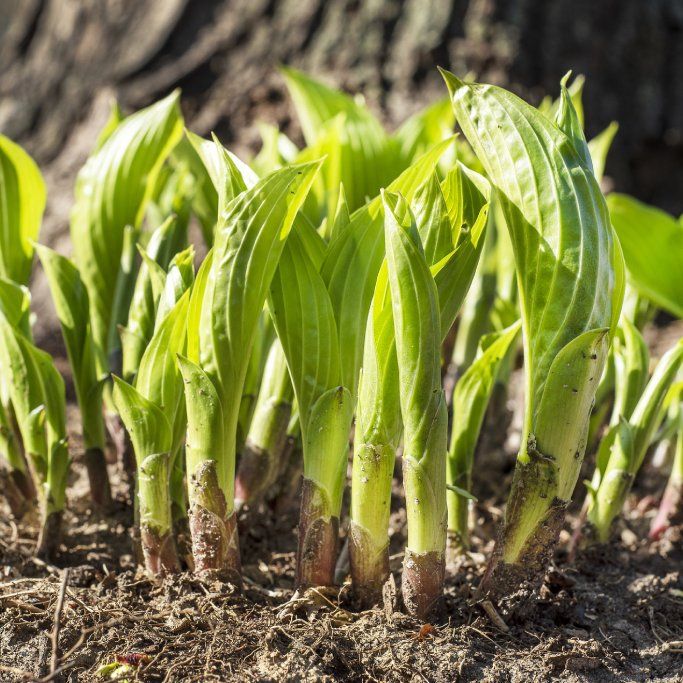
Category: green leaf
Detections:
[
  {"x1": 320, "y1": 137, "x2": 454, "y2": 399},
  {"x1": 442, "y1": 70, "x2": 619, "y2": 435},
  {"x1": 433, "y1": 202, "x2": 490, "y2": 340},
  {"x1": 71, "y1": 92, "x2": 184, "y2": 369},
  {"x1": 383, "y1": 190, "x2": 448, "y2": 554},
  {"x1": 252, "y1": 122, "x2": 299, "y2": 176},
  {"x1": 177, "y1": 355, "x2": 227, "y2": 489},
  {"x1": 449, "y1": 321, "x2": 521, "y2": 482},
  {"x1": 554, "y1": 76, "x2": 592, "y2": 172},
  {"x1": 0, "y1": 277, "x2": 32, "y2": 339},
  {"x1": 0, "y1": 315, "x2": 48, "y2": 473},
  {"x1": 281, "y1": 66, "x2": 366, "y2": 145},
  {"x1": 608, "y1": 193, "x2": 683, "y2": 318},
  {"x1": 36, "y1": 245, "x2": 105, "y2": 449},
  {"x1": 412, "y1": 172, "x2": 454, "y2": 264},
  {"x1": 627, "y1": 338, "x2": 683, "y2": 472},
  {"x1": 0, "y1": 134, "x2": 46, "y2": 284},
  {"x1": 269, "y1": 227, "x2": 342, "y2": 431},
  {"x1": 112, "y1": 377, "x2": 172, "y2": 462},
  {"x1": 154, "y1": 246, "x2": 195, "y2": 329},
  {"x1": 179, "y1": 130, "x2": 259, "y2": 243},
  {"x1": 135, "y1": 292, "x2": 189, "y2": 423},
  {"x1": 283, "y1": 67, "x2": 402, "y2": 216},
  {"x1": 199, "y1": 159, "x2": 322, "y2": 423},
  {"x1": 120, "y1": 216, "x2": 182, "y2": 380}
]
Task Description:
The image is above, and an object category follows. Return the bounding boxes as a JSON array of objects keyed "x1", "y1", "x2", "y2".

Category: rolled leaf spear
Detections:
[{"x1": 441, "y1": 69, "x2": 624, "y2": 602}]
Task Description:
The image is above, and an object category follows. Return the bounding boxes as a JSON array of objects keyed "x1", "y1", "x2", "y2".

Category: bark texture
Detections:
[{"x1": 1, "y1": 0, "x2": 680, "y2": 255}]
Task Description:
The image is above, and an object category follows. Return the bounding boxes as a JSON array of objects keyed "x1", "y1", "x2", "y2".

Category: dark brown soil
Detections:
[{"x1": 1, "y1": 425, "x2": 682, "y2": 682}]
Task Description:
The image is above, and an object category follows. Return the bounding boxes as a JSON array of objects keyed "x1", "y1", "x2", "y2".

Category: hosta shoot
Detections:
[
  {"x1": 179, "y1": 148, "x2": 320, "y2": 578},
  {"x1": 383, "y1": 191, "x2": 448, "y2": 619},
  {"x1": 37, "y1": 245, "x2": 111, "y2": 509},
  {"x1": 350, "y1": 167, "x2": 489, "y2": 605},
  {"x1": 0, "y1": 313, "x2": 69, "y2": 558},
  {"x1": 113, "y1": 292, "x2": 190, "y2": 575},
  {"x1": 442, "y1": 69, "x2": 623, "y2": 600},
  {"x1": 447, "y1": 321, "x2": 521, "y2": 548},
  {"x1": 269, "y1": 141, "x2": 455, "y2": 588},
  {"x1": 585, "y1": 339, "x2": 683, "y2": 542}
]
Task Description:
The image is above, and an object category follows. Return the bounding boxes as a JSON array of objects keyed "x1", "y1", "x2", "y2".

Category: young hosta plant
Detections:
[
  {"x1": 36, "y1": 245, "x2": 111, "y2": 509},
  {"x1": 71, "y1": 91, "x2": 183, "y2": 376},
  {"x1": 350, "y1": 168, "x2": 490, "y2": 605},
  {"x1": 650, "y1": 386, "x2": 683, "y2": 539},
  {"x1": 178, "y1": 149, "x2": 321, "y2": 578},
  {"x1": 113, "y1": 292, "x2": 190, "y2": 575},
  {"x1": 268, "y1": 222, "x2": 354, "y2": 587},
  {"x1": 447, "y1": 321, "x2": 521, "y2": 548},
  {"x1": 585, "y1": 339, "x2": 683, "y2": 542},
  {"x1": 0, "y1": 134, "x2": 46, "y2": 285},
  {"x1": 269, "y1": 142, "x2": 454, "y2": 588},
  {"x1": 442, "y1": 70, "x2": 623, "y2": 600},
  {"x1": 383, "y1": 190, "x2": 448, "y2": 619},
  {"x1": 608, "y1": 194, "x2": 683, "y2": 319},
  {"x1": 0, "y1": 313, "x2": 69, "y2": 558}
]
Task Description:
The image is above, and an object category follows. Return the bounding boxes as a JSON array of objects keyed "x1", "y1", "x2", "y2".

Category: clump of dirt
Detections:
[{"x1": 1, "y1": 440, "x2": 682, "y2": 683}]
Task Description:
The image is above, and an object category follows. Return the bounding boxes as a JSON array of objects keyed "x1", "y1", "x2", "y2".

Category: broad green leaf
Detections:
[
  {"x1": 281, "y1": 66, "x2": 366, "y2": 145},
  {"x1": 608, "y1": 193, "x2": 683, "y2": 318},
  {"x1": 269, "y1": 228, "x2": 341, "y2": 430},
  {"x1": 442, "y1": 70, "x2": 620, "y2": 436},
  {"x1": 71, "y1": 92, "x2": 184, "y2": 369},
  {"x1": 0, "y1": 134, "x2": 46, "y2": 284},
  {"x1": 283, "y1": 67, "x2": 402, "y2": 215},
  {"x1": 413, "y1": 172, "x2": 453, "y2": 264}
]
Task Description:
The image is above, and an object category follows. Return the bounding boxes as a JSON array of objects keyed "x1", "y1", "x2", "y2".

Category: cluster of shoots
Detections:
[{"x1": 1, "y1": 65, "x2": 682, "y2": 619}]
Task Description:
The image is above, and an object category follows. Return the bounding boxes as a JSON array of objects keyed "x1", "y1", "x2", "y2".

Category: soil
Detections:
[{"x1": 1, "y1": 394, "x2": 682, "y2": 682}]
